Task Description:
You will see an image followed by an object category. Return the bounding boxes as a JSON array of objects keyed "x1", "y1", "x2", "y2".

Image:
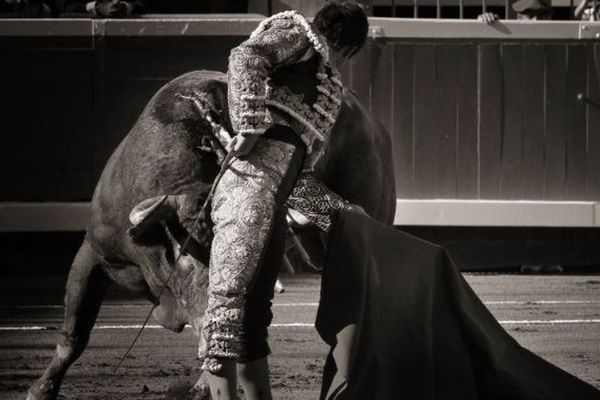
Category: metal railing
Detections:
[
  {"x1": 262, "y1": 0, "x2": 580, "y2": 20},
  {"x1": 376, "y1": 0, "x2": 577, "y2": 20}
]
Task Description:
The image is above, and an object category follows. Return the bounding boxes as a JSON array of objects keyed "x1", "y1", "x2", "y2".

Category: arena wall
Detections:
[{"x1": 1, "y1": 17, "x2": 599, "y2": 268}]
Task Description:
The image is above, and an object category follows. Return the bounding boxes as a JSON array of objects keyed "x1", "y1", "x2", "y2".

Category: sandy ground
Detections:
[{"x1": 1, "y1": 274, "x2": 599, "y2": 399}]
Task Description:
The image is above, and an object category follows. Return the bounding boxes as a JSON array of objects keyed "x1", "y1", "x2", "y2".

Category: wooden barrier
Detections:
[
  {"x1": 1, "y1": 18, "x2": 600, "y2": 232},
  {"x1": 351, "y1": 20, "x2": 600, "y2": 203}
]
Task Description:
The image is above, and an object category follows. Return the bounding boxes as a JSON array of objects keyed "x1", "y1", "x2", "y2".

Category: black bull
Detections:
[{"x1": 27, "y1": 70, "x2": 395, "y2": 400}]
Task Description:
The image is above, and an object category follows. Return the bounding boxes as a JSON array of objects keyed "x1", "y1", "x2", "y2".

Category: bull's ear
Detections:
[{"x1": 129, "y1": 195, "x2": 178, "y2": 245}]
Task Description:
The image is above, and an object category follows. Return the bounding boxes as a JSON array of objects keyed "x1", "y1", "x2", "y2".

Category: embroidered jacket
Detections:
[{"x1": 227, "y1": 11, "x2": 344, "y2": 170}]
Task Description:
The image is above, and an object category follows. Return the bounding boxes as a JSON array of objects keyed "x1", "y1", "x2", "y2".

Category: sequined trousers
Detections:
[{"x1": 199, "y1": 125, "x2": 305, "y2": 372}]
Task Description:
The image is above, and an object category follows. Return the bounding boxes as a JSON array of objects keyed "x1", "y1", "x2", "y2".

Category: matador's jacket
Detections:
[{"x1": 227, "y1": 10, "x2": 344, "y2": 170}]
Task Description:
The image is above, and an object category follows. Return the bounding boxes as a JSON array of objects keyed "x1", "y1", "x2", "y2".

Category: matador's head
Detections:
[{"x1": 313, "y1": 1, "x2": 369, "y2": 65}]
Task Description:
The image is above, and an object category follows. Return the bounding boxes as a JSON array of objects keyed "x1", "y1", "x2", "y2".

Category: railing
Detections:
[
  {"x1": 259, "y1": 0, "x2": 583, "y2": 20},
  {"x1": 372, "y1": 0, "x2": 579, "y2": 19}
]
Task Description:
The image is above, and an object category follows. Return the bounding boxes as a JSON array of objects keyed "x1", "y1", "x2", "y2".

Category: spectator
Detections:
[
  {"x1": 478, "y1": 0, "x2": 552, "y2": 22},
  {"x1": 64, "y1": 0, "x2": 147, "y2": 17},
  {"x1": 575, "y1": 0, "x2": 599, "y2": 20},
  {"x1": 1, "y1": 0, "x2": 56, "y2": 16}
]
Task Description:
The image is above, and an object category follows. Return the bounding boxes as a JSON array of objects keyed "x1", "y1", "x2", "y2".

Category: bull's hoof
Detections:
[
  {"x1": 26, "y1": 379, "x2": 58, "y2": 400},
  {"x1": 275, "y1": 279, "x2": 285, "y2": 293}
]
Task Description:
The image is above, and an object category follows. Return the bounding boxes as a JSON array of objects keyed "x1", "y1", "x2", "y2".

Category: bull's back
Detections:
[
  {"x1": 88, "y1": 71, "x2": 228, "y2": 258},
  {"x1": 317, "y1": 90, "x2": 396, "y2": 224}
]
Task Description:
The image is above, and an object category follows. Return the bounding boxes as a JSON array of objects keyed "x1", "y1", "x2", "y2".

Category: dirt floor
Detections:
[{"x1": 1, "y1": 274, "x2": 599, "y2": 399}]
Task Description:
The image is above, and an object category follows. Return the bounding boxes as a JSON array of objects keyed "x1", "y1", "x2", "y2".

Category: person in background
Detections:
[
  {"x1": 575, "y1": 0, "x2": 599, "y2": 20},
  {"x1": 478, "y1": 0, "x2": 552, "y2": 22},
  {"x1": 63, "y1": 0, "x2": 146, "y2": 17},
  {"x1": 0, "y1": 0, "x2": 56, "y2": 16}
]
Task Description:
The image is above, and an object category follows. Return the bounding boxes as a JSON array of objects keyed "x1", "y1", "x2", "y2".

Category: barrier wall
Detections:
[
  {"x1": 1, "y1": 18, "x2": 600, "y2": 230},
  {"x1": 354, "y1": 20, "x2": 600, "y2": 202},
  {"x1": 0, "y1": 18, "x2": 254, "y2": 202}
]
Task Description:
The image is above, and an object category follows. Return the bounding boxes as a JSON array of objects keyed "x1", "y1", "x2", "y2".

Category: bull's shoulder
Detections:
[
  {"x1": 121, "y1": 70, "x2": 230, "y2": 174},
  {"x1": 142, "y1": 70, "x2": 229, "y2": 128}
]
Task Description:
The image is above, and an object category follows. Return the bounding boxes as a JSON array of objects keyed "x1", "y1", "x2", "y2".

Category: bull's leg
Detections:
[{"x1": 27, "y1": 240, "x2": 111, "y2": 400}]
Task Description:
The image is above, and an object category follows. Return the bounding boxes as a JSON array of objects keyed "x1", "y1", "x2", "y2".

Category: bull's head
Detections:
[{"x1": 129, "y1": 194, "x2": 211, "y2": 335}]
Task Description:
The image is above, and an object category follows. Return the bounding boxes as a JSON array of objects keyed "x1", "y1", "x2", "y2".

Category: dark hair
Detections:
[{"x1": 313, "y1": 1, "x2": 369, "y2": 57}]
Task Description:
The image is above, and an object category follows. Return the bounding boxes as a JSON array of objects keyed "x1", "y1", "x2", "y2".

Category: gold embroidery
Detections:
[
  {"x1": 286, "y1": 174, "x2": 347, "y2": 232},
  {"x1": 228, "y1": 11, "x2": 343, "y2": 170},
  {"x1": 199, "y1": 138, "x2": 297, "y2": 372}
]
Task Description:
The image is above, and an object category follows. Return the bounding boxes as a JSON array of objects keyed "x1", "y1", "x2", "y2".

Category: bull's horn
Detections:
[
  {"x1": 129, "y1": 195, "x2": 175, "y2": 226},
  {"x1": 128, "y1": 194, "x2": 187, "y2": 248}
]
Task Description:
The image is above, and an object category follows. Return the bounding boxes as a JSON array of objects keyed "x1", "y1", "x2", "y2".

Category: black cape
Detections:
[{"x1": 316, "y1": 210, "x2": 600, "y2": 400}]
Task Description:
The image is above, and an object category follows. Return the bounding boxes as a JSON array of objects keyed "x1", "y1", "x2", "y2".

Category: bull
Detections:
[{"x1": 27, "y1": 70, "x2": 395, "y2": 400}]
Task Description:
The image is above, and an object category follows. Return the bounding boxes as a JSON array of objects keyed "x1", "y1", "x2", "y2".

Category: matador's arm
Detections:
[{"x1": 227, "y1": 24, "x2": 313, "y2": 136}]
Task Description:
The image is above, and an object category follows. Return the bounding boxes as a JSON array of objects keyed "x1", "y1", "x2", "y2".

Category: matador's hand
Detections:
[{"x1": 227, "y1": 134, "x2": 260, "y2": 156}]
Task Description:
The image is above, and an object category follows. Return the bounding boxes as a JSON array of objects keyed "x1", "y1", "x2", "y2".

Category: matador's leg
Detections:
[{"x1": 199, "y1": 125, "x2": 305, "y2": 372}]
